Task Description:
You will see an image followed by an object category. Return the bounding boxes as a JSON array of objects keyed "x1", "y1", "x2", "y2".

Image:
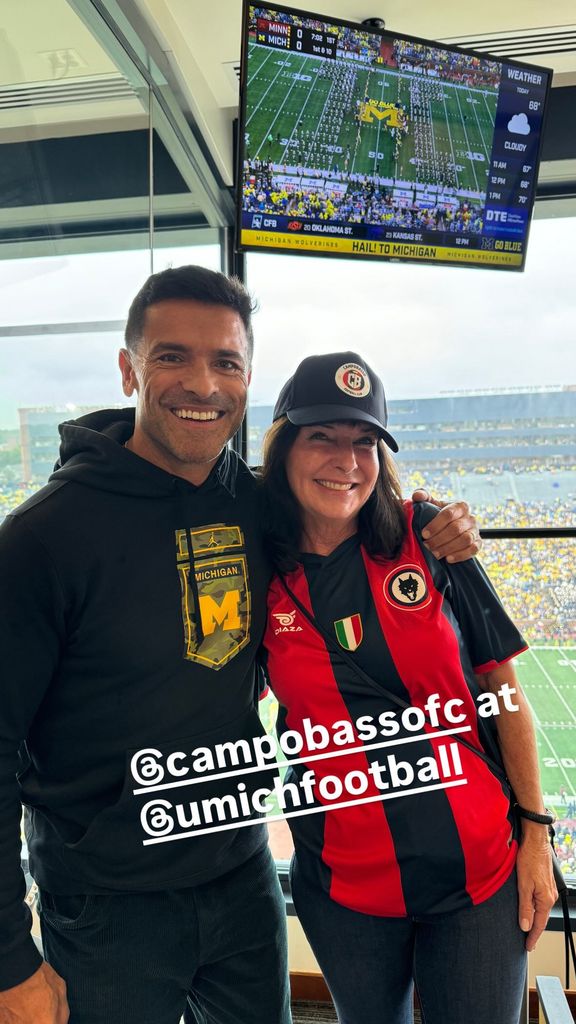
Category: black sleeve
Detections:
[
  {"x1": 0, "y1": 515, "x2": 66, "y2": 989},
  {"x1": 412, "y1": 502, "x2": 527, "y2": 672}
]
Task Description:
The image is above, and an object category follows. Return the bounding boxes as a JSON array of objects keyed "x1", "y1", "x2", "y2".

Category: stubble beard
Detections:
[{"x1": 142, "y1": 406, "x2": 243, "y2": 471}]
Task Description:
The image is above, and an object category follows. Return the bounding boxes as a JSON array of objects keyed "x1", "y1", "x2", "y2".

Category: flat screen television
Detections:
[{"x1": 236, "y1": 2, "x2": 552, "y2": 270}]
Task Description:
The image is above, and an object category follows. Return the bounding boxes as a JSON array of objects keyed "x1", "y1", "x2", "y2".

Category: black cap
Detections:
[{"x1": 273, "y1": 351, "x2": 398, "y2": 453}]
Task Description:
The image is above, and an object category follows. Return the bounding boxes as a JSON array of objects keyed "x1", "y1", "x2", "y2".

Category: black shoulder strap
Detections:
[{"x1": 550, "y1": 838, "x2": 576, "y2": 988}]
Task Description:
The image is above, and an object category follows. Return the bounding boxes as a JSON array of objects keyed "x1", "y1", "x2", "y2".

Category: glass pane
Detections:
[
  {"x1": 0, "y1": 240, "x2": 223, "y2": 521},
  {"x1": 0, "y1": 0, "x2": 151, "y2": 253},
  {"x1": 247, "y1": 215, "x2": 575, "y2": 529},
  {"x1": 482, "y1": 537, "x2": 576, "y2": 886},
  {"x1": 0, "y1": 249, "x2": 147, "y2": 518},
  {"x1": 152, "y1": 239, "x2": 222, "y2": 274},
  {"x1": 248, "y1": 213, "x2": 575, "y2": 865},
  {"x1": 0, "y1": 0, "x2": 153, "y2": 527},
  {"x1": 0, "y1": 249, "x2": 151, "y2": 326}
]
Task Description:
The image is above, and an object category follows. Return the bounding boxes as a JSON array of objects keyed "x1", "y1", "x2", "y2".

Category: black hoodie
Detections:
[{"x1": 0, "y1": 409, "x2": 273, "y2": 989}]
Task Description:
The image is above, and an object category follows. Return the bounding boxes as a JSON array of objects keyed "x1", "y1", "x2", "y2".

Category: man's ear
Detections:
[{"x1": 119, "y1": 349, "x2": 138, "y2": 397}]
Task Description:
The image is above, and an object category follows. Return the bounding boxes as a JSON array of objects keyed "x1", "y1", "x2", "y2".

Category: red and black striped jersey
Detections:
[{"x1": 262, "y1": 501, "x2": 528, "y2": 917}]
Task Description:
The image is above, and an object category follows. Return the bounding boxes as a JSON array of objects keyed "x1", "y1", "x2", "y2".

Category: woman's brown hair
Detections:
[{"x1": 259, "y1": 417, "x2": 406, "y2": 573}]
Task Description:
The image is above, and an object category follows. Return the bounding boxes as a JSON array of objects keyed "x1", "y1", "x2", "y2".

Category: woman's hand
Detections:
[
  {"x1": 411, "y1": 490, "x2": 481, "y2": 562},
  {"x1": 516, "y1": 823, "x2": 558, "y2": 951},
  {"x1": 475, "y1": 663, "x2": 558, "y2": 951}
]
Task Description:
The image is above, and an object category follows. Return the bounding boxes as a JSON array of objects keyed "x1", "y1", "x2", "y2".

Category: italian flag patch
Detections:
[{"x1": 334, "y1": 614, "x2": 363, "y2": 651}]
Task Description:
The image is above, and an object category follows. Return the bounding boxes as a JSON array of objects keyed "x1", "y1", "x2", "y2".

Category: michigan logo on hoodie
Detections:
[{"x1": 176, "y1": 524, "x2": 251, "y2": 669}]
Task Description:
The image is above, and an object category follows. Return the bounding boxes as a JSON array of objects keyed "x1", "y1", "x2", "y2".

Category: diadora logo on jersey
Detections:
[
  {"x1": 383, "y1": 565, "x2": 431, "y2": 610},
  {"x1": 334, "y1": 613, "x2": 363, "y2": 651},
  {"x1": 272, "y1": 609, "x2": 303, "y2": 635},
  {"x1": 335, "y1": 362, "x2": 371, "y2": 398}
]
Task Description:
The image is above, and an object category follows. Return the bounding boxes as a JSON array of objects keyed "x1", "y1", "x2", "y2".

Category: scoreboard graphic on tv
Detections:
[{"x1": 237, "y1": 3, "x2": 551, "y2": 271}]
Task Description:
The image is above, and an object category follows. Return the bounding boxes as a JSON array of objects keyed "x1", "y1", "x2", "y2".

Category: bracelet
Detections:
[{"x1": 515, "y1": 805, "x2": 556, "y2": 826}]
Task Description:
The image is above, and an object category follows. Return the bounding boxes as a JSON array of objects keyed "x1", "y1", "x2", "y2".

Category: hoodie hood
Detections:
[{"x1": 51, "y1": 407, "x2": 237, "y2": 498}]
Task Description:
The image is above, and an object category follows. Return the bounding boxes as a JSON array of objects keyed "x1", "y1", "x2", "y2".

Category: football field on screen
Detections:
[{"x1": 245, "y1": 43, "x2": 497, "y2": 193}]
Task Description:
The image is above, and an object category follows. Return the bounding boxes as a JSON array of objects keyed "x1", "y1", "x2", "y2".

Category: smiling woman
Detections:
[
  {"x1": 258, "y1": 349, "x2": 555, "y2": 1024},
  {"x1": 261, "y1": 353, "x2": 406, "y2": 571},
  {"x1": 284, "y1": 423, "x2": 381, "y2": 554}
]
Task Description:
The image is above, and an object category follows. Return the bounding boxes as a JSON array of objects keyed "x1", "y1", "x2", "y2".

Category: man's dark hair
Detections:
[
  {"x1": 259, "y1": 417, "x2": 406, "y2": 573},
  {"x1": 124, "y1": 265, "x2": 256, "y2": 362}
]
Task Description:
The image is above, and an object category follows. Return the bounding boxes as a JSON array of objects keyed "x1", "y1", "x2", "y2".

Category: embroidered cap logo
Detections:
[{"x1": 335, "y1": 362, "x2": 371, "y2": 399}]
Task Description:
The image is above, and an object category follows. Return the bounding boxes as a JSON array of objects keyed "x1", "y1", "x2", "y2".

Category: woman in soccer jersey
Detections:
[{"x1": 260, "y1": 351, "x2": 556, "y2": 1024}]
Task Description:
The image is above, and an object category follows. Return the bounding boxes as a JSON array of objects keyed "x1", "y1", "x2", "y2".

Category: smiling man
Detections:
[
  {"x1": 120, "y1": 298, "x2": 251, "y2": 482},
  {"x1": 0, "y1": 266, "x2": 481, "y2": 1024}
]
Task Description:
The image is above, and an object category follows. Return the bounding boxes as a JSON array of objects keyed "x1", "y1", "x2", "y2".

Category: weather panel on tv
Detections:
[{"x1": 237, "y1": 3, "x2": 551, "y2": 270}]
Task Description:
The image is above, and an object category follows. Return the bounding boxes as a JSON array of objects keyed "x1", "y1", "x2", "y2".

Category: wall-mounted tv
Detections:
[{"x1": 236, "y1": 2, "x2": 552, "y2": 270}]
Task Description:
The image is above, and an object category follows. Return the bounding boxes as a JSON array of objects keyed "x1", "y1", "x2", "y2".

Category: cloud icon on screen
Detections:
[{"x1": 508, "y1": 113, "x2": 531, "y2": 135}]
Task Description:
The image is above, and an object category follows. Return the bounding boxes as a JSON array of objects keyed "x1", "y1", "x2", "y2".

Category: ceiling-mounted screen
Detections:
[{"x1": 237, "y1": 2, "x2": 552, "y2": 270}]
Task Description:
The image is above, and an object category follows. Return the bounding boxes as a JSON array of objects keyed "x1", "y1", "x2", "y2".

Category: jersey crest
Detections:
[
  {"x1": 334, "y1": 613, "x2": 363, "y2": 651},
  {"x1": 384, "y1": 565, "x2": 431, "y2": 610}
]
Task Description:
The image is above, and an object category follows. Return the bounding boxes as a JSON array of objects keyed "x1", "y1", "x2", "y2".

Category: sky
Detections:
[{"x1": 0, "y1": 217, "x2": 574, "y2": 429}]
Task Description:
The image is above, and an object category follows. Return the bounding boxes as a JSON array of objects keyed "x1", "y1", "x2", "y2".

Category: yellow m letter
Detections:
[{"x1": 199, "y1": 591, "x2": 241, "y2": 635}]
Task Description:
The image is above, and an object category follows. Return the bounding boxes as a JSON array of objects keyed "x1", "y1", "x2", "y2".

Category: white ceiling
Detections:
[
  {"x1": 1, "y1": 0, "x2": 118, "y2": 86},
  {"x1": 2, "y1": 1, "x2": 574, "y2": 185},
  {"x1": 0, "y1": 0, "x2": 146, "y2": 141},
  {"x1": 133, "y1": 0, "x2": 576, "y2": 183}
]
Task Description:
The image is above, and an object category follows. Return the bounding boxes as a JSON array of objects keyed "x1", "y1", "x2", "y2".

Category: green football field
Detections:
[
  {"x1": 515, "y1": 646, "x2": 576, "y2": 803},
  {"x1": 259, "y1": 646, "x2": 576, "y2": 812},
  {"x1": 245, "y1": 41, "x2": 498, "y2": 195}
]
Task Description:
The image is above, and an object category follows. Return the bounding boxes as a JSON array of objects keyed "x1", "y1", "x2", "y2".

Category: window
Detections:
[
  {"x1": 0, "y1": 1, "x2": 223, "y2": 516},
  {"x1": 247, "y1": 214, "x2": 576, "y2": 872},
  {"x1": 0, "y1": 243, "x2": 222, "y2": 519}
]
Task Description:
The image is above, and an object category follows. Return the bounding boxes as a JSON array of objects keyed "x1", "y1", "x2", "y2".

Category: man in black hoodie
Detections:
[{"x1": 0, "y1": 266, "x2": 480, "y2": 1024}]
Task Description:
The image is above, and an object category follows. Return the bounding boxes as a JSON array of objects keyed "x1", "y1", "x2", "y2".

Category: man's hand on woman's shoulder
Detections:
[{"x1": 412, "y1": 489, "x2": 481, "y2": 564}]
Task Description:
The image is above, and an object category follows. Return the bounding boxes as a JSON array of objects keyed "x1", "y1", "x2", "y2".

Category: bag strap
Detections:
[
  {"x1": 550, "y1": 832, "x2": 576, "y2": 988},
  {"x1": 278, "y1": 575, "x2": 507, "y2": 783}
]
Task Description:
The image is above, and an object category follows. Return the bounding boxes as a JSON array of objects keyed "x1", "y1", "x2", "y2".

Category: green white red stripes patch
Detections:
[{"x1": 334, "y1": 613, "x2": 363, "y2": 651}]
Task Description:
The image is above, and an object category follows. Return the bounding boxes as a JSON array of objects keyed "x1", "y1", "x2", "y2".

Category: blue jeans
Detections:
[
  {"x1": 39, "y1": 846, "x2": 291, "y2": 1024},
  {"x1": 291, "y1": 856, "x2": 526, "y2": 1024}
]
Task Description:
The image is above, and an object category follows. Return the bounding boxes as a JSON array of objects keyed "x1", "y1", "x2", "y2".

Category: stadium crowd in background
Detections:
[
  {"x1": 250, "y1": 7, "x2": 325, "y2": 34},
  {"x1": 242, "y1": 163, "x2": 483, "y2": 231},
  {"x1": 337, "y1": 26, "x2": 381, "y2": 61},
  {"x1": 394, "y1": 39, "x2": 500, "y2": 89},
  {"x1": 248, "y1": 8, "x2": 501, "y2": 91}
]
